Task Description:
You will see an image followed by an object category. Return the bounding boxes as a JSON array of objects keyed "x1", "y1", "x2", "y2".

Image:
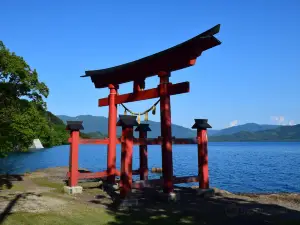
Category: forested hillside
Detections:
[{"x1": 0, "y1": 41, "x2": 69, "y2": 157}]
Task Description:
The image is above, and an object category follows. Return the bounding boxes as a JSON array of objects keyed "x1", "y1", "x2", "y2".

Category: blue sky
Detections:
[{"x1": 1, "y1": 0, "x2": 299, "y2": 129}]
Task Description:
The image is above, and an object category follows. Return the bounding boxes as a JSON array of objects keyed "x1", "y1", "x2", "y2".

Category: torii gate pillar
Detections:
[
  {"x1": 107, "y1": 84, "x2": 119, "y2": 183},
  {"x1": 158, "y1": 71, "x2": 174, "y2": 194}
]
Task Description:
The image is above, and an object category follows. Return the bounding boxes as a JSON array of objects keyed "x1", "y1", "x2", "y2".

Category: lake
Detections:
[{"x1": 0, "y1": 142, "x2": 299, "y2": 194}]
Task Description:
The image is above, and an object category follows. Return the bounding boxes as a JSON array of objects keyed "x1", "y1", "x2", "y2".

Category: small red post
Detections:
[
  {"x1": 117, "y1": 115, "x2": 138, "y2": 199},
  {"x1": 107, "y1": 84, "x2": 118, "y2": 183},
  {"x1": 158, "y1": 71, "x2": 174, "y2": 194},
  {"x1": 135, "y1": 124, "x2": 151, "y2": 180},
  {"x1": 192, "y1": 119, "x2": 212, "y2": 189},
  {"x1": 66, "y1": 121, "x2": 84, "y2": 187}
]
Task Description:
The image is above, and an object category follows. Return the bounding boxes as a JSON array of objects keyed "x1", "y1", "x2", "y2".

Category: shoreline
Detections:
[
  {"x1": 1, "y1": 166, "x2": 299, "y2": 195},
  {"x1": 1, "y1": 166, "x2": 300, "y2": 224}
]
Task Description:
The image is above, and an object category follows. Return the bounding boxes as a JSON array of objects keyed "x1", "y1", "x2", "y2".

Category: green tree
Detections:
[
  {"x1": 0, "y1": 41, "x2": 49, "y2": 108},
  {"x1": 0, "y1": 41, "x2": 68, "y2": 157}
]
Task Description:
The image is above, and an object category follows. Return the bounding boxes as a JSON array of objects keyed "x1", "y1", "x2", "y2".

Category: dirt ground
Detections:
[{"x1": 1, "y1": 167, "x2": 300, "y2": 225}]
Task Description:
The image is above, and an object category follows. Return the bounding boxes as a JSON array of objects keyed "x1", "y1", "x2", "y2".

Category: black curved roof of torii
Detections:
[{"x1": 82, "y1": 24, "x2": 221, "y2": 89}]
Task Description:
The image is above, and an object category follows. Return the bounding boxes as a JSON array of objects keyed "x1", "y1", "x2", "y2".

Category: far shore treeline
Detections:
[{"x1": 0, "y1": 41, "x2": 94, "y2": 158}]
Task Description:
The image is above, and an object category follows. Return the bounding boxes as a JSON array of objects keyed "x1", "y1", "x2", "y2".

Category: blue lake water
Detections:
[{"x1": 0, "y1": 142, "x2": 299, "y2": 194}]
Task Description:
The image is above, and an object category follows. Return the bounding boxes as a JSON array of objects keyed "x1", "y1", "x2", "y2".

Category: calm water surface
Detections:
[{"x1": 1, "y1": 142, "x2": 299, "y2": 193}]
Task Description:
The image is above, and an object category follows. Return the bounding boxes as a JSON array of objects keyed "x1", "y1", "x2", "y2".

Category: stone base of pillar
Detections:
[
  {"x1": 196, "y1": 188, "x2": 215, "y2": 197},
  {"x1": 63, "y1": 186, "x2": 83, "y2": 194}
]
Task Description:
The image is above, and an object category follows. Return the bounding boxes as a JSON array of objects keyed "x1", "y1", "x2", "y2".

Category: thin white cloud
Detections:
[
  {"x1": 270, "y1": 116, "x2": 285, "y2": 125},
  {"x1": 228, "y1": 120, "x2": 238, "y2": 127}
]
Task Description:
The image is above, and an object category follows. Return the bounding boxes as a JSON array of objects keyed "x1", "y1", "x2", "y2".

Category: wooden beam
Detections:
[
  {"x1": 98, "y1": 81, "x2": 189, "y2": 107},
  {"x1": 70, "y1": 138, "x2": 196, "y2": 146}
]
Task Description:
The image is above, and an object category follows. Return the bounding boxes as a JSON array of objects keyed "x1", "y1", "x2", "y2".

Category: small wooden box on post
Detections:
[
  {"x1": 191, "y1": 119, "x2": 212, "y2": 190},
  {"x1": 135, "y1": 123, "x2": 151, "y2": 180},
  {"x1": 64, "y1": 121, "x2": 84, "y2": 194},
  {"x1": 117, "y1": 115, "x2": 139, "y2": 199}
]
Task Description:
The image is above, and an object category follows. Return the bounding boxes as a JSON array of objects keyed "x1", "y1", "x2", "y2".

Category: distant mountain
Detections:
[
  {"x1": 212, "y1": 123, "x2": 280, "y2": 136},
  {"x1": 57, "y1": 115, "x2": 290, "y2": 141},
  {"x1": 58, "y1": 115, "x2": 109, "y2": 133},
  {"x1": 57, "y1": 115, "x2": 205, "y2": 138},
  {"x1": 209, "y1": 125, "x2": 300, "y2": 142}
]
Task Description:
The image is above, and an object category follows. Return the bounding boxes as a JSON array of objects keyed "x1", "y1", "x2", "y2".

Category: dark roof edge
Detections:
[{"x1": 81, "y1": 24, "x2": 221, "y2": 78}]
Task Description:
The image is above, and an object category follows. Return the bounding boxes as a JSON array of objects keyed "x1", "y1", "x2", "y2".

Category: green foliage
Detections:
[
  {"x1": 0, "y1": 41, "x2": 49, "y2": 108},
  {"x1": 44, "y1": 124, "x2": 69, "y2": 147},
  {"x1": 46, "y1": 111, "x2": 65, "y2": 125},
  {"x1": 0, "y1": 41, "x2": 68, "y2": 157}
]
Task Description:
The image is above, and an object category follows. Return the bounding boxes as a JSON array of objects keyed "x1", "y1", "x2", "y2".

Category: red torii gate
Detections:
[{"x1": 65, "y1": 24, "x2": 221, "y2": 197}]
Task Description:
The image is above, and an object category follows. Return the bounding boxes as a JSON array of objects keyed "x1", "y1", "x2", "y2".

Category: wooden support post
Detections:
[
  {"x1": 117, "y1": 115, "x2": 139, "y2": 199},
  {"x1": 135, "y1": 124, "x2": 151, "y2": 180},
  {"x1": 192, "y1": 119, "x2": 212, "y2": 189},
  {"x1": 66, "y1": 121, "x2": 84, "y2": 187},
  {"x1": 158, "y1": 71, "x2": 174, "y2": 194},
  {"x1": 107, "y1": 84, "x2": 118, "y2": 183},
  {"x1": 133, "y1": 79, "x2": 145, "y2": 92}
]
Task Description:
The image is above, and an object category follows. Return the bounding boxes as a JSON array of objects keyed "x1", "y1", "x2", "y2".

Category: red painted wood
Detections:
[
  {"x1": 133, "y1": 80, "x2": 142, "y2": 92},
  {"x1": 197, "y1": 129, "x2": 209, "y2": 189},
  {"x1": 159, "y1": 72, "x2": 174, "y2": 194},
  {"x1": 189, "y1": 58, "x2": 197, "y2": 66},
  {"x1": 139, "y1": 131, "x2": 148, "y2": 180},
  {"x1": 72, "y1": 137, "x2": 196, "y2": 146},
  {"x1": 98, "y1": 81, "x2": 189, "y2": 107},
  {"x1": 79, "y1": 139, "x2": 109, "y2": 144},
  {"x1": 120, "y1": 127, "x2": 134, "y2": 199},
  {"x1": 69, "y1": 131, "x2": 79, "y2": 187},
  {"x1": 107, "y1": 84, "x2": 118, "y2": 183}
]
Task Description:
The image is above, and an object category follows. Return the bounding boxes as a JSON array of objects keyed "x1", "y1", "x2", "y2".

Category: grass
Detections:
[
  {"x1": 31, "y1": 177, "x2": 64, "y2": 193},
  {"x1": 41, "y1": 191, "x2": 74, "y2": 201},
  {"x1": 2, "y1": 203, "x2": 115, "y2": 225},
  {"x1": 9, "y1": 183, "x2": 26, "y2": 191},
  {"x1": 1, "y1": 183, "x2": 26, "y2": 191}
]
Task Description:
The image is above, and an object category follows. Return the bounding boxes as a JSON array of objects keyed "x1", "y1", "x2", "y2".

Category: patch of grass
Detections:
[
  {"x1": 31, "y1": 178, "x2": 64, "y2": 193},
  {"x1": 1, "y1": 183, "x2": 26, "y2": 191},
  {"x1": 9, "y1": 183, "x2": 26, "y2": 191},
  {"x1": 2, "y1": 203, "x2": 115, "y2": 225}
]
